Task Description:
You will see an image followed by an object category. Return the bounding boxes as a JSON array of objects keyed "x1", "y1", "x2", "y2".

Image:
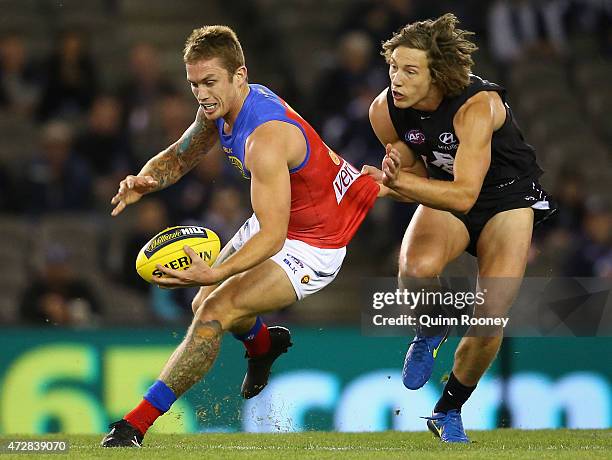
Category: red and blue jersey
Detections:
[{"x1": 215, "y1": 84, "x2": 378, "y2": 249}]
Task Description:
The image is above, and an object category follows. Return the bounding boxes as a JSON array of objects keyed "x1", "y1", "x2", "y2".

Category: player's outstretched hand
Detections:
[
  {"x1": 110, "y1": 175, "x2": 158, "y2": 216},
  {"x1": 361, "y1": 164, "x2": 384, "y2": 183},
  {"x1": 361, "y1": 164, "x2": 392, "y2": 197},
  {"x1": 381, "y1": 143, "x2": 401, "y2": 187},
  {"x1": 153, "y1": 246, "x2": 223, "y2": 288}
]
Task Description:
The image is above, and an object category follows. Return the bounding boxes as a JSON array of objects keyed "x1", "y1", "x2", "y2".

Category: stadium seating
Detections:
[{"x1": 0, "y1": 1, "x2": 609, "y2": 326}]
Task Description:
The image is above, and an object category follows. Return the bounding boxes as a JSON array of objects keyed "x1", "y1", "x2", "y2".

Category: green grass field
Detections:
[{"x1": 1, "y1": 430, "x2": 611, "y2": 459}]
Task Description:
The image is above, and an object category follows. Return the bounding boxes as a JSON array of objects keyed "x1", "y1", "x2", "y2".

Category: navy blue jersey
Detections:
[{"x1": 386, "y1": 75, "x2": 543, "y2": 191}]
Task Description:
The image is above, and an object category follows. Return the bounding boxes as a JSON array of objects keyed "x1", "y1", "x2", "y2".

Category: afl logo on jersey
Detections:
[
  {"x1": 439, "y1": 132, "x2": 457, "y2": 145},
  {"x1": 405, "y1": 129, "x2": 425, "y2": 145},
  {"x1": 328, "y1": 149, "x2": 341, "y2": 166}
]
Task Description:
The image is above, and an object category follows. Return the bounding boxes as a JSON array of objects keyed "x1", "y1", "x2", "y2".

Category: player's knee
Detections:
[
  {"x1": 481, "y1": 293, "x2": 517, "y2": 317},
  {"x1": 191, "y1": 287, "x2": 215, "y2": 315},
  {"x1": 399, "y1": 255, "x2": 445, "y2": 279},
  {"x1": 191, "y1": 297, "x2": 200, "y2": 315},
  {"x1": 193, "y1": 293, "x2": 237, "y2": 330},
  {"x1": 191, "y1": 294, "x2": 205, "y2": 315}
]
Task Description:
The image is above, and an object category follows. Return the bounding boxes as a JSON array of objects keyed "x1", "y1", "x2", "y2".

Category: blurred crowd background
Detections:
[{"x1": 0, "y1": 0, "x2": 610, "y2": 328}]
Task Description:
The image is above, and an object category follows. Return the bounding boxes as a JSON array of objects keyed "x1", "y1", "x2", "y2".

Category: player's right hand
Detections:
[
  {"x1": 362, "y1": 165, "x2": 393, "y2": 198},
  {"x1": 110, "y1": 175, "x2": 158, "y2": 216},
  {"x1": 361, "y1": 165, "x2": 384, "y2": 183}
]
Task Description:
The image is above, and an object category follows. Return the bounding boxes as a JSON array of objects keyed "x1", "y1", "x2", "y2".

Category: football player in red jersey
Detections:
[{"x1": 102, "y1": 25, "x2": 380, "y2": 447}]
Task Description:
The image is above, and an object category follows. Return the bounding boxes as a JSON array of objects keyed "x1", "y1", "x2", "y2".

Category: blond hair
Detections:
[
  {"x1": 183, "y1": 25, "x2": 245, "y2": 75},
  {"x1": 382, "y1": 14, "x2": 477, "y2": 97}
]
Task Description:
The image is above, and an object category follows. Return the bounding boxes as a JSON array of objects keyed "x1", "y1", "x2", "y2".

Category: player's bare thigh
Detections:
[
  {"x1": 399, "y1": 205, "x2": 470, "y2": 279},
  {"x1": 191, "y1": 240, "x2": 237, "y2": 314},
  {"x1": 193, "y1": 258, "x2": 297, "y2": 331},
  {"x1": 475, "y1": 207, "x2": 534, "y2": 318}
]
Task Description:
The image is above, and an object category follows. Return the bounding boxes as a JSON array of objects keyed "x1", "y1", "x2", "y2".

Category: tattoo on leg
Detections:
[{"x1": 159, "y1": 319, "x2": 223, "y2": 397}]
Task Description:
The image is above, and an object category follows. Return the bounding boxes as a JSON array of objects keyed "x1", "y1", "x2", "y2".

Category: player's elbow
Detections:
[
  {"x1": 453, "y1": 201, "x2": 474, "y2": 214},
  {"x1": 264, "y1": 229, "x2": 287, "y2": 256},
  {"x1": 452, "y1": 189, "x2": 478, "y2": 214},
  {"x1": 270, "y1": 237, "x2": 285, "y2": 256},
  {"x1": 447, "y1": 177, "x2": 480, "y2": 213}
]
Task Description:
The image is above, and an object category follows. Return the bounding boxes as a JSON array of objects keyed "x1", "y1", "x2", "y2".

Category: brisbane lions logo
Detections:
[
  {"x1": 227, "y1": 155, "x2": 249, "y2": 179},
  {"x1": 328, "y1": 149, "x2": 341, "y2": 166}
]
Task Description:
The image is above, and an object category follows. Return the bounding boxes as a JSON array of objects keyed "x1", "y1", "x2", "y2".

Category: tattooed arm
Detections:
[
  {"x1": 140, "y1": 107, "x2": 219, "y2": 189},
  {"x1": 111, "y1": 107, "x2": 220, "y2": 216}
]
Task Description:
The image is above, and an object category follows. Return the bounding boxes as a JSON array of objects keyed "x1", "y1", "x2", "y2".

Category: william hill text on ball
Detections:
[{"x1": 136, "y1": 226, "x2": 221, "y2": 283}]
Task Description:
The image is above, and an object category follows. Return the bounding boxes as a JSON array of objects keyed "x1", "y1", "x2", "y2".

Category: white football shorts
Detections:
[{"x1": 231, "y1": 214, "x2": 346, "y2": 300}]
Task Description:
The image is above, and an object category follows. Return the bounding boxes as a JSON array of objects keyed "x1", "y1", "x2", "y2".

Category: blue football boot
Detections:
[
  {"x1": 401, "y1": 325, "x2": 449, "y2": 390},
  {"x1": 425, "y1": 409, "x2": 470, "y2": 443}
]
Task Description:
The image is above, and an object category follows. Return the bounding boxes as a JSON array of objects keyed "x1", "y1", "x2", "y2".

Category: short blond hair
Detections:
[
  {"x1": 382, "y1": 13, "x2": 477, "y2": 97},
  {"x1": 183, "y1": 25, "x2": 245, "y2": 75}
]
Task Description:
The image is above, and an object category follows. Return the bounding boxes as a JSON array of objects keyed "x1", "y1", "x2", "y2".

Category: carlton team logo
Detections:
[{"x1": 405, "y1": 129, "x2": 425, "y2": 144}]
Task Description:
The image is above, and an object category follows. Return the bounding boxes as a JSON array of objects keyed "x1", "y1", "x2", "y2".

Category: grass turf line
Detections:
[{"x1": 0, "y1": 430, "x2": 610, "y2": 459}]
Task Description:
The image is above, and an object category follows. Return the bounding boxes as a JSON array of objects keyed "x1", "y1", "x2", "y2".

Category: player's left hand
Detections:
[
  {"x1": 153, "y1": 246, "x2": 222, "y2": 288},
  {"x1": 382, "y1": 144, "x2": 401, "y2": 187}
]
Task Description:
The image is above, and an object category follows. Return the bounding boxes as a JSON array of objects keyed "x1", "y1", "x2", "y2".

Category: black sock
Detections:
[{"x1": 434, "y1": 372, "x2": 476, "y2": 414}]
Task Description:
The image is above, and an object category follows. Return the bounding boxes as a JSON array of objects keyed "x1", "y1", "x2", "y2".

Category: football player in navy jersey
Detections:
[{"x1": 364, "y1": 13, "x2": 556, "y2": 442}]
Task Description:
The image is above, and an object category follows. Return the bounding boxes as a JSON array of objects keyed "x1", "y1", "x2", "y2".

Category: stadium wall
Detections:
[{"x1": 0, "y1": 328, "x2": 610, "y2": 433}]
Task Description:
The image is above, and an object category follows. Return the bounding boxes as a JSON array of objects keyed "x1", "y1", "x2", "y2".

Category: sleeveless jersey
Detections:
[
  {"x1": 215, "y1": 84, "x2": 379, "y2": 249},
  {"x1": 386, "y1": 75, "x2": 543, "y2": 193}
]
